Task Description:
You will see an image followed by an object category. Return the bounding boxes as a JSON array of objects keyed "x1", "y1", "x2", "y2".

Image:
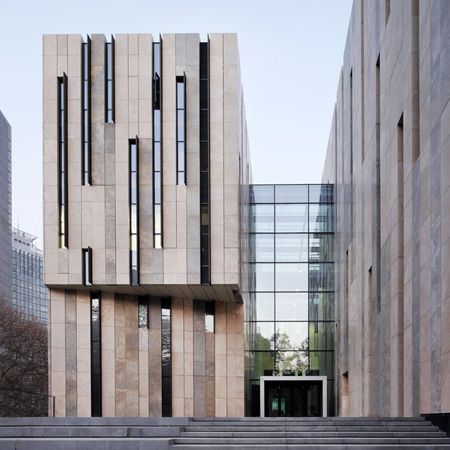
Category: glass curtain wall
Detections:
[{"x1": 246, "y1": 184, "x2": 334, "y2": 416}]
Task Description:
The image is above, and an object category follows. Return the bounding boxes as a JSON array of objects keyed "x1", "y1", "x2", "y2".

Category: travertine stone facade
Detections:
[
  {"x1": 323, "y1": 0, "x2": 450, "y2": 417},
  {"x1": 44, "y1": 33, "x2": 249, "y2": 417}
]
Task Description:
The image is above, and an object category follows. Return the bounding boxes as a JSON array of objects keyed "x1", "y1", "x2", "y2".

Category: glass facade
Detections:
[
  {"x1": 246, "y1": 184, "x2": 334, "y2": 416},
  {"x1": 12, "y1": 227, "x2": 48, "y2": 323}
]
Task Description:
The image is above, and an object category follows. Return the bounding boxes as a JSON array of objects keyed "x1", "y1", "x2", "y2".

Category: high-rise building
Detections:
[
  {"x1": 12, "y1": 227, "x2": 48, "y2": 323},
  {"x1": 0, "y1": 111, "x2": 12, "y2": 304},
  {"x1": 322, "y1": 0, "x2": 450, "y2": 418}
]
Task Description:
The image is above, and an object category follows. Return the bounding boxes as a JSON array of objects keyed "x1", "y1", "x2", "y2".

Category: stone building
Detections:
[
  {"x1": 43, "y1": 33, "x2": 250, "y2": 417},
  {"x1": 322, "y1": 0, "x2": 450, "y2": 417}
]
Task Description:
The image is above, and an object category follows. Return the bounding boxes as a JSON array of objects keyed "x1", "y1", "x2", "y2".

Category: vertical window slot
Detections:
[
  {"x1": 153, "y1": 42, "x2": 163, "y2": 248},
  {"x1": 105, "y1": 37, "x2": 115, "y2": 123},
  {"x1": 161, "y1": 298, "x2": 172, "y2": 416},
  {"x1": 90, "y1": 292, "x2": 102, "y2": 417},
  {"x1": 57, "y1": 74, "x2": 68, "y2": 248},
  {"x1": 138, "y1": 296, "x2": 149, "y2": 328},
  {"x1": 199, "y1": 42, "x2": 210, "y2": 284},
  {"x1": 205, "y1": 301, "x2": 215, "y2": 333},
  {"x1": 129, "y1": 138, "x2": 139, "y2": 285},
  {"x1": 82, "y1": 247, "x2": 92, "y2": 286},
  {"x1": 82, "y1": 37, "x2": 91, "y2": 185},
  {"x1": 176, "y1": 75, "x2": 186, "y2": 185}
]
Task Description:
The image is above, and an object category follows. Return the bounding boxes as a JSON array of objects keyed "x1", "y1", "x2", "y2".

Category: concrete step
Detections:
[
  {"x1": 183, "y1": 425, "x2": 438, "y2": 432},
  {"x1": 180, "y1": 430, "x2": 447, "y2": 438},
  {"x1": 173, "y1": 437, "x2": 450, "y2": 444},
  {"x1": 170, "y1": 444, "x2": 450, "y2": 450}
]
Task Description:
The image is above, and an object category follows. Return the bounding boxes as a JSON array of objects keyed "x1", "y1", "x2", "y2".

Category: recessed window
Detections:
[
  {"x1": 129, "y1": 138, "x2": 139, "y2": 285},
  {"x1": 161, "y1": 298, "x2": 171, "y2": 416},
  {"x1": 176, "y1": 75, "x2": 186, "y2": 185},
  {"x1": 138, "y1": 296, "x2": 148, "y2": 328},
  {"x1": 205, "y1": 301, "x2": 215, "y2": 333},
  {"x1": 57, "y1": 74, "x2": 68, "y2": 248},
  {"x1": 82, "y1": 247, "x2": 92, "y2": 286},
  {"x1": 82, "y1": 38, "x2": 91, "y2": 185},
  {"x1": 105, "y1": 37, "x2": 115, "y2": 123},
  {"x1": 90, "y1": 292, "x2": 102, "y2": 417},
  {"x1": 200, "y1": 42, "x2": 210, "y2": 284},
  {"x1": 153, "y1": 42, "x2": 163, "y2": 249}
]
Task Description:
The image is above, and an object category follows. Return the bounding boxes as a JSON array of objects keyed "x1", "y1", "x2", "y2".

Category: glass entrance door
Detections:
[{"x1": 265, "y1": 380, "x2": 322, "y2": 417}]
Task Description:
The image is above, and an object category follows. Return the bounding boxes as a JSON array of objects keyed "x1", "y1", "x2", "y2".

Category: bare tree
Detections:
[{"x1": 0, "y1": 298, "x2": 48, "y2": 416}]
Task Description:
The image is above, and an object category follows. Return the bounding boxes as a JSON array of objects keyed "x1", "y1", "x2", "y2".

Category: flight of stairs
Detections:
[
  {"x1": 171, "y1": 417, "x2": 450, "y2": 448},
  {"x1": 0, "y1": 416, "x2": 449, "y2": 449}
]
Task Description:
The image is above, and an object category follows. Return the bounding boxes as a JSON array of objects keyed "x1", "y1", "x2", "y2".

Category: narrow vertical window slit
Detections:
[
  {"x1": 129, "y1": 138, "x2": 139, "y2": 285},
  {"x1": 200, "y1": 41, "x2": 210, "y2": 284},
  {"x1": 153, "y1": 41, "x2": 163, "y2": 248},
  {"x1": 82, "y1": 37, "x2": 92, "y2": 184},
  {"x1": 57, "y1": 74, "x2": 68, "y2": 248}
]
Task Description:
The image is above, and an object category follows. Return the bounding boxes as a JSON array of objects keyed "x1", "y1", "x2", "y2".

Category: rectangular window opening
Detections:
[
  {"x1": 105, "y1": 36, "x2": 115, "y2": 123},
  {"x1": 153, "y1": 42, "x2": 163, "y2": 248},
  {"x1": 82, "y1": 37, "x2": 92, "y2": 185},
  {"x1": 129, "y1": 138, "x2": 139, "y2": 285},
  {"x1": 200, "y1": 41, "x2": 210, "y2": 284},
  {"x1": 90, "y1": 292, "x2": 102, "y2": 417},
  {"x1": 161, "y1": 298, "x2": 172, "y2": 416},
  {"x1": 176, "y1": 75, "x2": 186, "y2": 185},
  {"x1": 205, "y1": 301, "x2": 215, "y2": 333},
  {"x1": 82, "y1": 247, "x2": 92, "y2": 286},
  {"x1": 138, "y1": 296, "x2": 149, "y2": 328},
  {"x1": 57, "y1": 74, "x2": 68, "y2": 248},
  {"x1": 385, "y1": 0, "x2": 390, "y2": 24}
]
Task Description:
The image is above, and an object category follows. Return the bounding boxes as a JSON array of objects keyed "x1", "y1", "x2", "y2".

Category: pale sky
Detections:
[{"x1": 0, "y1": 0, "x2": 353, "y2": 247}]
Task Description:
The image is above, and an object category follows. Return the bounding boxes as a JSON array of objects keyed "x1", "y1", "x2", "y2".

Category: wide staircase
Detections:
[
  {"x1": 0, "y1": 416, "x2": 449, "y2": 449},
  {"x1": 173, "y1": 417, "x2": 450, "y2": 448}
]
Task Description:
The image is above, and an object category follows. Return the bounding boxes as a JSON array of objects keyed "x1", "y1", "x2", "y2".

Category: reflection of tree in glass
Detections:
[{"x1": 271, "y1": 332, "x2": 309, "y2": 375}]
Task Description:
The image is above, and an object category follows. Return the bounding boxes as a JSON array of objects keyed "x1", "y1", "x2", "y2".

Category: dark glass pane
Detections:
[
  {"x1": 275, "y1": 185, "x2": 308, "y2": 203},
  {"x1": 247, "y1": 322, "x2": 274, "y2": 350},
  {"x1": 309, "y1": 322, "x2": 334, "y2": 351},
  {"x1": 309, "y1": 184, "x2": 333, "y2": 203},
  {"x1": 248, "y1": 351, "x2": 275, "y2": 379},
  {"x1": 250, "y1": 234, "x2": 274, "y2": 262},
  {"x1": 275, "y1": 263, "x2": 308, "y2": 292},
  {"x1": 309, "y1": 233, "x2": 334, "y2": 261},
  {"x1": 309, "y1": 293, "x2": 334, "y2": 321},
  {"x1": 275, "y1": 234, "x2": 308, "y2": 262},
  {"x1": 309, "y1": 351, "x2": 334, "y2": 378},
  {"x1": 250, "y1": 185, "x2": 274, "y2": 203},
  {"x1": 275, "y1": 204, "x2": 308, "y2": 232},
  {"x1": 250, "y1": 204, "x2": 274, "y2": 233},
  {"x1": 309, "y1": 204, "x2": 334, "y2": 232},
  {"x1": 276, "y1": 293, "x2": 308, "y2": 321},
  {"x1": 200, "y1": 110, "x2": 208, "y2": 140},
  {"x1": 309, "y1": 263, "x2": 334, "y2": 291}
]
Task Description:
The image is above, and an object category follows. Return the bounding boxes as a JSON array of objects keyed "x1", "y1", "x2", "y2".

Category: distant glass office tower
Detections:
[
  {"x1": 12, "y1": 227, "x2": 48, "y2": 323},
  {"x1": 247, "y1": 184, "x2": 334, "y2": 417},
  {"x1": 0, "y1": 111, "x2": 12, "y2": 304}
]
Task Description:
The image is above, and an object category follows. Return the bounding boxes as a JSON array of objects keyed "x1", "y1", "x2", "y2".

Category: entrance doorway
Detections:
[{"x1": 260, "y1": 376, "x2": 327, "y2": 417}]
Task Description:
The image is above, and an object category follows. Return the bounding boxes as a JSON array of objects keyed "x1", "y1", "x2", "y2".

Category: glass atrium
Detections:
[{"x1": 246, "y1": 184, "x2": 335, "y2": 416}]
